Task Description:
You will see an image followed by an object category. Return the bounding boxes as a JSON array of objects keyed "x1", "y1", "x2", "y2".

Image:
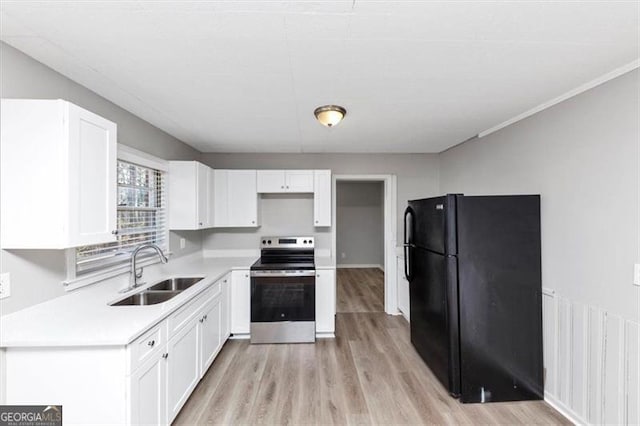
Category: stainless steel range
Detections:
[{"x1": 250, "y1": 236, "x2": 316, "y2": 344}]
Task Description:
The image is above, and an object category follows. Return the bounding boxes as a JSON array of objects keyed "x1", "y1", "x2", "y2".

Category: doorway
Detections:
[
  {"x1": 335, "y1": 181, "x2": 385, "y2": 312},
  {"x1": 331, "y1": 174, "x2": 400, "y2": 315}
]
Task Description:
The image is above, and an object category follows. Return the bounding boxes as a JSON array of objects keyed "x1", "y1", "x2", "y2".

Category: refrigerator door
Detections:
[
  {"x1": 456, "y1": 195, "x2": 543, "y2": 403},
  {"x1": 408, "y1": 196, "x2": 458, "y2": 255},
  {"x1": 409, "y1": 246, "x2": 460, "y2": 396}
]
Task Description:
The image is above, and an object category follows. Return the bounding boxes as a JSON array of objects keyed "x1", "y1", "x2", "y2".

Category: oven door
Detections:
[{"x1": 250, "y1": 271, "x2": 315, "y2": 322}]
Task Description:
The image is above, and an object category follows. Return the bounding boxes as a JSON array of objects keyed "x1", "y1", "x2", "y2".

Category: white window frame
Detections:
[{"x1": 63, "y1": 144, "x2": 171, "y2": 291}]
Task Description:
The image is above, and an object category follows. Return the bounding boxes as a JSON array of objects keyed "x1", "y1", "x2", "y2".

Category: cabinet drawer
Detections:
[
  {"x1": 129, "y1": 322, "x2": 167, "y2": 373},
  {"x1": 168, "y1": 282, "x2": 221, "y2": 338}
]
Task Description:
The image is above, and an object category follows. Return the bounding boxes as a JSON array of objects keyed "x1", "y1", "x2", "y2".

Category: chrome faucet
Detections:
[{"x1": 121, "y1": 243, "x2": 168, "y2": 293}]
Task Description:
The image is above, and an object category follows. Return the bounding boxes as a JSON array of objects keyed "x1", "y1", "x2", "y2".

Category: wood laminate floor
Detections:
[
  {"x1": 337, "y1": 268, "x2": 384, "y2": 313},
  {"x1": 174, "y1": 312, "x2": 568, "y2": 425}
]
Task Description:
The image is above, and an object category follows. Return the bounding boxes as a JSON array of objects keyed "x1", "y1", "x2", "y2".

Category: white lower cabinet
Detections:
[
  {"x1": 167, "y1": 318, "x2": 200, "y2": 422},
  {"x1": 3, "y1": 277, "x2": 231, "y2": 425},
  {"x1": 199, "y1": 297, "x2": 223, "y2": 375},
  {"x1": 230, "y1": 270, "x2": 251, "y2": 334},
  {"x1": 315, "y1": 268, "x2": 336, "y2": 334},
  {"x1": 130, "y1": 276, "x2": 232, "y2": 425},
  {"x1": 129, "y1": 346, "x2": 167, "y2": 426}
]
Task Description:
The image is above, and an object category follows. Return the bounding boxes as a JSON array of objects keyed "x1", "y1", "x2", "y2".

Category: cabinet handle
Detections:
[
  {"x1": 223, "y1": 279, "x2": 227, "y2": 283},
  {"x1": 162, "y1": 353, "x2": 168, "y2": 359},
  {"x1": 204, "y1": 314, "x2": 208, "y2": 320},
  {"x1": 281, "y1": 185, "x2": 284, "y2": 189},
  {"x1": 315, "y1": 220, "x2": 319, "y2": 224},
  {"x1": 148, "y1": 340, "x2": 155, "y2": 347},
  {"x1": 251, "y1": 220, "x2": 255, "y2": 224},
  {"x1": 199, "y1": 317, "x2": 204, "y2": 323},
  {"x1": 111, "y1": 230, "x2": 119, "y2": 235},
  {"x1": 199, "y1": 222, "x2": 203, "y2": 226},
  {"x1": 286, "y1": 186, "x2": 289, "y2": 189}
]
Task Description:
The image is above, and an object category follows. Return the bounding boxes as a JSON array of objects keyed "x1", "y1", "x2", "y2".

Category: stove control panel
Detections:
[{"x1": 260, "y1": 236, "x2": 314, "y2": 249}]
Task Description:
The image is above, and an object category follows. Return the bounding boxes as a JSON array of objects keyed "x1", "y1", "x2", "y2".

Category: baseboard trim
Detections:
[
  {"x1": 229, "y1": 334, "x2": 250, "y2": 340},
  {"x1": 337, "y1": 264, "x2": 384, "y2": 270},
  {"x1": 544, "y1": 392, "x2": 584, "y2": 426}
]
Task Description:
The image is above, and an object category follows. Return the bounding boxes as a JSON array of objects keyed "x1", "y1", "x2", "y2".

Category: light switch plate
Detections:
[
  {"x1": 634, "y1": 264, "x2": 640, "y2": 286},
  {"x1": 180, "y1": 238, "x2": 186, "y2": 249},
  {"x1": 0, "y1": 273, "x2": 10, "y2": 299}
]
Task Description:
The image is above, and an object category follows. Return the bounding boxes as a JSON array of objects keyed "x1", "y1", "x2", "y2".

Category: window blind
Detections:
[{"x1": 76, "y1": 160, "x2": 167, "y2": 275}]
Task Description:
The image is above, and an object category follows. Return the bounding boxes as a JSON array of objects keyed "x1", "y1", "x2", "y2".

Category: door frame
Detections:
[{"x1": 332, "y1": 174, "x2": 399, "y2": 315}]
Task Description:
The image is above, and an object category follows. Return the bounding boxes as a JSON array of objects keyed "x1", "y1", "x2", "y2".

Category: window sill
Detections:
[{"x1": 63, "y1": 251, "x2": 173, "y2": 292}]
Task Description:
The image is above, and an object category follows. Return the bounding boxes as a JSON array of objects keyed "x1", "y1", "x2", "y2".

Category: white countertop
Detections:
[
  {"x1": 0, "y1": 255, "x2": 255, "y2": 348},
  {"x1": 0, "y1": 254, "x2": 336, "y2": 348}
]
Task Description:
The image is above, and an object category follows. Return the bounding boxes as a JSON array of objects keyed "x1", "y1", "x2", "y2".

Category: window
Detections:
[{"x1": 74, "y1": 153, "x2": 168, "y2": 276}]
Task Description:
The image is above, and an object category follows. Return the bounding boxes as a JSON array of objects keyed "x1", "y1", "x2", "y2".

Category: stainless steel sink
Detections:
[
  {"x1": 147, "y1": 277, "x2": 204, "y2": 292},
  {"x1": 110, "y1": 290, "x2": 182, "y2": 306}
]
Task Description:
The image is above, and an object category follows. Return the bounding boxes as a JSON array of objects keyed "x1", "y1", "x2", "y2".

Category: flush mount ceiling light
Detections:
[{"x1": 314, "y1": 105, "x2": 346, "y2": 127}]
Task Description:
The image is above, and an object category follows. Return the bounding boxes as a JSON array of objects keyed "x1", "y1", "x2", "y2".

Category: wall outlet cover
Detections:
[
  {"x1": 0, "y1": 272, "x2": 10, "y2": 299},
  {"x1": 634, "y1": 264, "x2": 640, "y2": 286},
  {"x1": 180, "y1": 238, "x2": 186, "y2": 249},
  {"x1": 341, "y1": 252, "x2": 346, "y2": 259}
]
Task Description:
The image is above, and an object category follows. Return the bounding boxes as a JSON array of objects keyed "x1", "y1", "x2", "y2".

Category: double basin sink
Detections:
[{"x1": 110, "y1": 277, "x2": 204, "y2": 306}]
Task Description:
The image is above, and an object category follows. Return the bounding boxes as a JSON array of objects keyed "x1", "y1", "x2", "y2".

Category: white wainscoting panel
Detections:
[
  {"x1": 543, "y1": 290, "x2": 558, "y2": 395},
  {"x1": 625, "y1": 321, "x2": 639, "y2": 425},
  {"x1": 542, "y1": 291, "x2": 640, "y2": 426},
  {"x1": 570, "y1": 303, "x2": 588, "y2": 419}
]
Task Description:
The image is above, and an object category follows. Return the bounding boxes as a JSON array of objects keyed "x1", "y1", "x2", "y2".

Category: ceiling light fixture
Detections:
[{"x1": 314, "y1": 105, "x2": 346, "y2": 127}]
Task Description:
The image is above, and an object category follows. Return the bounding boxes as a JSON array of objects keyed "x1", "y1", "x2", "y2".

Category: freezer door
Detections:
[
  {"x1": 409, "y1": 246, "x2": 460, "y2": 396},
  {"x1": 457, "y1": 195, "x2": 543, "y2": 403},
  {"x1": 408, "y1": 196, "x2": 457, "y2": 255}
]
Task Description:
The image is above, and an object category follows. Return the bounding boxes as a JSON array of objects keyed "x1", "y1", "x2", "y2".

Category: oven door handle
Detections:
[{"x1": 250, "y1": 270, "x2": 316, "y2": 278}]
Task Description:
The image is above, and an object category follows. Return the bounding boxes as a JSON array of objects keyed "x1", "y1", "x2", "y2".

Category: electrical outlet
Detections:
[
  {"x1": 341, "y1": 252, "x2": 346, "y2": 259},
  {"x1": 180, "y1": 238, "x2": 186, "y2": 249},
  {"x1": 634, "y1": 264, "x2": 640, "y2": 286},
  {"x1": 0, "y1": 273, "x2": 11, "y2": 299}
]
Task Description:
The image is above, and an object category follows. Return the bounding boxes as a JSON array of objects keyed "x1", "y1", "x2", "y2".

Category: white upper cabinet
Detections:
[
  {"x1": 314, "y1": 170, "x2": 332, "y2": 227},
  {"x1": 168, "y1": 161, "x2": 213, "y2": 230},
  {"x1": 256, "y1": 170, "x2": 285, "y2": 193},
  {"x1": 257, "y1": 170, "x2": 314, "y2": 193},
  {"x1": 1, "y1": 99, "x2": 117, "y2": 249},
  {"x1": 213, "y1": 170, "x2": 258, "y2": 227}
]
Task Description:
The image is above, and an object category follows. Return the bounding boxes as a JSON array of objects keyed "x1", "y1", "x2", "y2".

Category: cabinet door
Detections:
[
  {"x1": 67, "y1": 102, "x2": 117, "y2": 246},
  {"x1": 257, "y1": 170, "x2": 285, "y2": 193},
  {"x1": 196, "y1": 162, "x2": 209, "y2": 228},
  {"x1": 221, "y1": 274, "x2": 231, "y2": 340},
  {"x1": 129, "y1": 349, "x2": 167, "y2": 426},
  {"x1": 315, "y1": 269, "x2": 336, "y2": 334},
  {"x1": 167, "y1": 319, "x2": 199, "y2": 423},
  {"x1": 230, "y1": 270, "x2": 250, "y2": 334},
  {"x1": 213, "y1": 170, "x2": 229, "y2": 227},
  {"x1": 227, "y1": 170, "x2": 258, "y2": 227},
  {"x1": 313, "y1": 170, "x2": 332, "y2": 227},
  {"x1": 285, "y1": 170, "x2": 314, "y2": 192},
  {"x1": 199, "y1": 297, "x2": 223, "y2": 376},
  {"x1": 206, "y1": 167, "x2": 215, "y2": 228},
  {"x1": 396, "y1": 257, "x2": 410, "y2": 321}
]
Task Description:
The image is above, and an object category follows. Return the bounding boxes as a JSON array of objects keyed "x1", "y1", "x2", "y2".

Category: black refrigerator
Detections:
[{"x1": 403, "y1": 194, "x2": 543, "y2": 403}]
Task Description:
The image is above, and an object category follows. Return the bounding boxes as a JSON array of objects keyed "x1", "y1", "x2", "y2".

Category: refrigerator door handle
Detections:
[{"x1": 404, "y1": 207, "x2": 413, "y2": 281}]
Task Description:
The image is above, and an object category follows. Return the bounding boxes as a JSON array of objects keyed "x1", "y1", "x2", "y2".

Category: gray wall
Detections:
[
  {"x1": 0, "y1": 42, "x2": 202, "y2": 315},
  {"x1": 439, "y1": 70, "x2": 639, "y2": 322},
  {"x1": 336, "y1": 182, "x2": 384, "y2": 266},
  {"x1": 201, "y1": 153, "x2": 441, "y2": 243}
]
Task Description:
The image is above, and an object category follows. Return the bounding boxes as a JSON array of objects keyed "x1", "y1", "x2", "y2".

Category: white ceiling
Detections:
[{"x1": 1, "y1": 1, "x2": 638, "y2": 153}]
